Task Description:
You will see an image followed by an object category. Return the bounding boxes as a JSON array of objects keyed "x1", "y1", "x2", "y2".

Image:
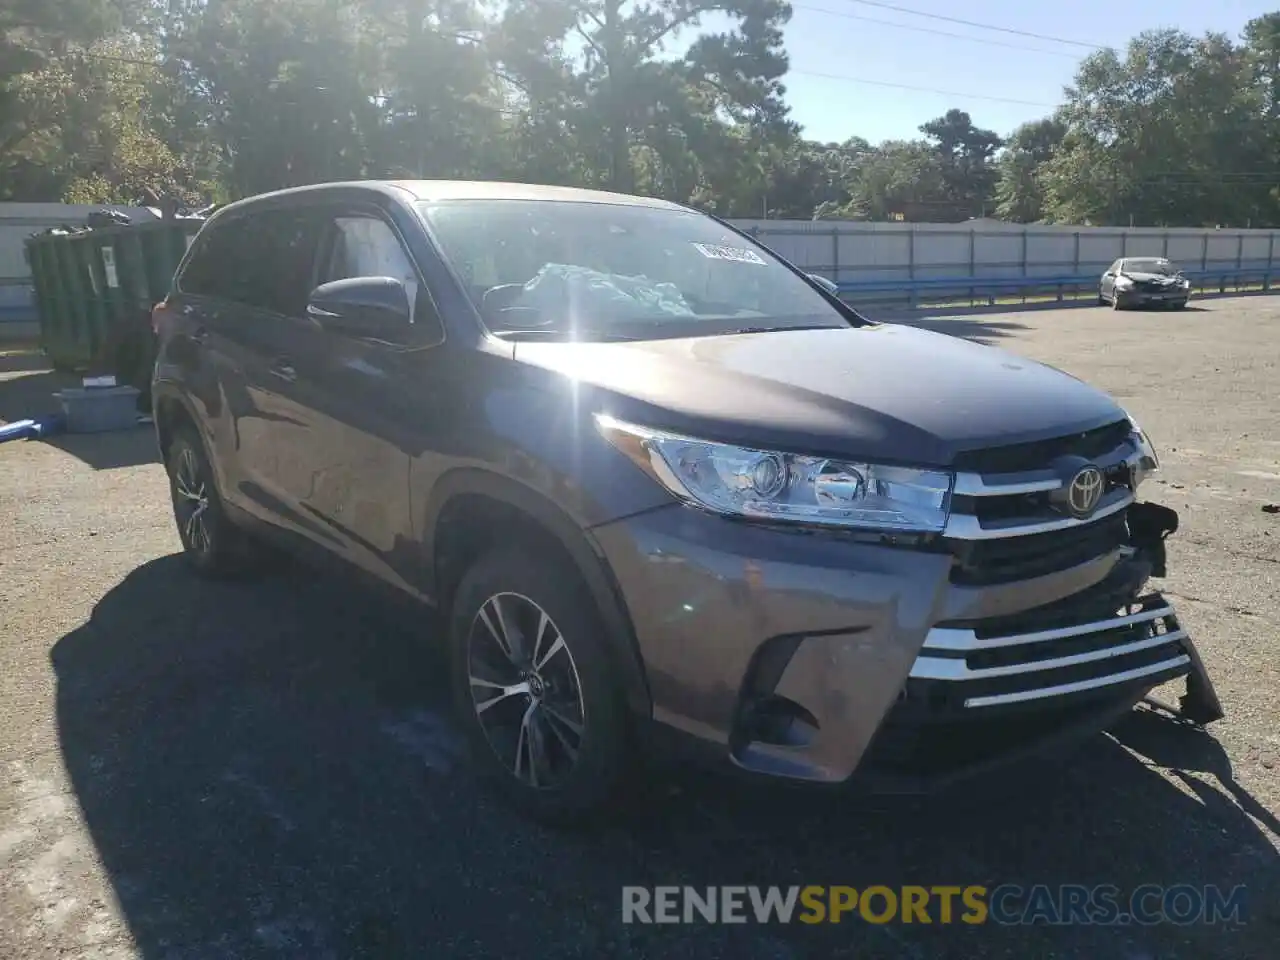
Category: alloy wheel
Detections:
[
  {"x1": 173, "y1": 445, "x2": 212, "y2": 556},
  {"x1": 466, "y1": 592, "x2": 586, "y2": 789}
]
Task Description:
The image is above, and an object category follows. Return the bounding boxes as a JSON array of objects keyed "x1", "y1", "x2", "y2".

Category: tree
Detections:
[
  {"x1": 1041, "y1": 29, "x2": 1271, "y2": 226},
  {"x1": 0, "y1": 0, "x2": 122, "y2": 196},
  {"x1": 0, "y1": 30, "x2": 200, "y2": 203},
  {"x1": 920, "y1": 109, "x2": 1003, "y2": 219},
  {"x1": 994, "y1": 116, "x2": 1066, "y2": 223},
  {"x1": 842, "y1": 140, "x2": 947, "y2": 221},
  {"x1": 493, "y1": 0, "x2": 793, "y2": 196},
  {"x1": 163, "y1": 0, "x2": 387, "y2": 198}
]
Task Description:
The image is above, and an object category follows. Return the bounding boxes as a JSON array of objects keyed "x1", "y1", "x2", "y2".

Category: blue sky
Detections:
[{"x1": 778, "y1": 0, "x2": 1277, "y2": 144}]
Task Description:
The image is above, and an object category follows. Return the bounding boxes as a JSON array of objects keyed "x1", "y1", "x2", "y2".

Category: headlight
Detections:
[
  {"x1": 1126, "y1": 413, "x2": 1159, "y2": 485},
  {"x1": 1114, "y1": 276, "x2": 1135, "y2": 289},
  {"x1": 596, "y1": 415, "x2": 953, "y2": 532}
]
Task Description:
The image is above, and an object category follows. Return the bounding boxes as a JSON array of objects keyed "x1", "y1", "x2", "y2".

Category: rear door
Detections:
[{"x1": 175, "y1": 206, "x2": 326, "y2": 536}]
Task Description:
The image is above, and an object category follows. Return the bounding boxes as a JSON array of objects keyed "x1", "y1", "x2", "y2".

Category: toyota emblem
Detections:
[{"x1": 1066, "y1": 466, "x2": 1104, "y2": 518}]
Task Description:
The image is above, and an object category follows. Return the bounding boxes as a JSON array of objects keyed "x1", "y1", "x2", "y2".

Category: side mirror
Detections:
[
  {"x1": 807, "y1": 273, "x2": 840, "y2": 296},
  {"x1": 307, "y1": 276, "x2": 411, "y2": 341}
]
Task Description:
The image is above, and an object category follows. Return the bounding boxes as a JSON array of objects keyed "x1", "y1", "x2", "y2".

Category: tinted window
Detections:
[
  {"x1": 417, "y1": 199, "x2": 851, "y2": 339},
  {"x1": 178, "y1": 208, "x2": 319, "y2": 315}
]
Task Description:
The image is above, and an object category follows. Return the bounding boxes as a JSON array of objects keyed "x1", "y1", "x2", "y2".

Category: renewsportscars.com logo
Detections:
[{"x1": 621, "y1": 885, "x2": 1248, "y2": 926}]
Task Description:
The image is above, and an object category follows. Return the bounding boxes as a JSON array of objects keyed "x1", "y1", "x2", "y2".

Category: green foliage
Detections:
[{"x1": 4, "y1": 4, "x2": 1280, "y2": 225}]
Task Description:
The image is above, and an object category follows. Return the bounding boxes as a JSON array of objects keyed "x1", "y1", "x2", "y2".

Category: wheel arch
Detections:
[{"x1": 424, "y1": 468, "x2": 652, "y2": 718}]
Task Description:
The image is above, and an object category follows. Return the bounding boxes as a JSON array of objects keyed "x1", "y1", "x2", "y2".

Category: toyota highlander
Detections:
[{"x1": 151, "y1": 180, "x2": 1224, "y2": 822}]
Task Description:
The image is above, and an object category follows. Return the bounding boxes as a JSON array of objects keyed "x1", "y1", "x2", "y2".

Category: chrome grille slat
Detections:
[
  {"x1": 953, "y1": 444, "x2": 1139, "y2": 498},
  {"x1": 908, "y1": 593, "x2": 1189, "y2": 708},
  {"x1": 910, "y1": 629, "x2": 1186, "y2": 680},
  {"x1": 922, "y1": 603, "x2": 1175, "y2": 651},
  {"x1": 944, "y1": 489, "x2": 1134, "y2": 540},
  {"x1": 962, "y1": 657, "x2": 1191, "y2": 708}
]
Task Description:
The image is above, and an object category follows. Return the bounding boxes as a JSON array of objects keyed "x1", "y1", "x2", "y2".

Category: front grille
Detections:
[
  {"x1": 864, "y1": 421, "x2": 1190, "y2": 782},
  {"x1": 953, "y1": 419, "x2": 1132, "y2": 474},
  {"x1": 943, "y1": 420, "x2": 1139, "y2": 581},
  {"x1": 953, "y1": 465, "x2": 1131, "y2": 525},
  {"x1": 950, "y1": 512, "x2": 1127, "y2": 585}
]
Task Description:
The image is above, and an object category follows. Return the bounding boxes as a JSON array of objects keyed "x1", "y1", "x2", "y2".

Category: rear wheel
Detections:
[
  {"x1": 166, "y1": 425, "x2": 254, "y2": 577},
  {"x1": 1097, "y1": 290, "x2": 1108, "y2": 306},
  {"x1": 450, "y1": 546, "x2": 629, "y2": 824}
]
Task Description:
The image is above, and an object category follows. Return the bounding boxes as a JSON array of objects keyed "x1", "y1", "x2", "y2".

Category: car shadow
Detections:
[
  {"x1": 41, "y1": 427, "x2": 160, "y2": 469},
  {"x1": 53, "y1": 556, "x2": 1278, "y2": 959}
]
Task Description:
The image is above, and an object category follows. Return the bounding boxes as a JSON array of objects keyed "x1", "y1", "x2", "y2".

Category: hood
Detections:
[
  {"x1": 513, "y1": 324, "x2": 1126, "y2": 466},
  {"x1": 1121, "y1": 271, "x2": 1183, "y2": 283}
]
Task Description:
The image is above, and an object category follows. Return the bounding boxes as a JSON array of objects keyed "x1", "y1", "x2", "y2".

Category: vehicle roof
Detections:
[
  {"x1": 211, "y1": 179, "x2": 686, "y2": 218},
  {"x1": 392, "y1": 180, "x2": 684, "y2": 209}
]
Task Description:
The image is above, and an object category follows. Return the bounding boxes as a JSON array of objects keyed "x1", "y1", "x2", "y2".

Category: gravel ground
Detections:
[{"x1": 0, "y1": 296, "x2": 1277, "y2": 960}]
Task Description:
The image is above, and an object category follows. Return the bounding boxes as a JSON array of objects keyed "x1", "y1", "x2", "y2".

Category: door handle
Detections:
[{"x1": 269, "y1": 358, "x2": 297, "y2": 382}]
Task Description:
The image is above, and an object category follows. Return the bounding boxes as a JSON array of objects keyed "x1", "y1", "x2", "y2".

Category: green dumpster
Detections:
[{"x1": 23, "y1": 218, "x2": 204, "y2": 399}]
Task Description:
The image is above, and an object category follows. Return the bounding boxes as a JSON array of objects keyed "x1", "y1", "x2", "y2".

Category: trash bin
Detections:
[{"x1": 24, "y1": 213, "x2": 205, "y2": 407}]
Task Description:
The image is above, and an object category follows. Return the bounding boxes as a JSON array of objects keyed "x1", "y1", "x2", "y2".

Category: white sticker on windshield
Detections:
[{"x1": 692, "y1": 242, "x2": 766, "y2": 265}]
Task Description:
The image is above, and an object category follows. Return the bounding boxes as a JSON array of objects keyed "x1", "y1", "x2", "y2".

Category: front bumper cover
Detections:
[{"x1": 593, "y1": 499, "x2": 1222, "y2": 792}]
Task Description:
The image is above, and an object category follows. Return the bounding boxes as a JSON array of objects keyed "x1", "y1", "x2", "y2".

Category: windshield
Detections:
[
  {"x1": 1124, "y1": 258, "x2": 1180, "y2": 276},
  {"x1": 417, "y1": 199, "x2": 851, "y2": 340}
]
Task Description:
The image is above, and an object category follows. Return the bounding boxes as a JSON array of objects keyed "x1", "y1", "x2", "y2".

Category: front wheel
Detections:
[{"x1": 450, "y1": 546, "x2": 629, "y2": 824}]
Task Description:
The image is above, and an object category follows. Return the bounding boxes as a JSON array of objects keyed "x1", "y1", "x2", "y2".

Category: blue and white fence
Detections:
[{"x1": 736, "y1": 219, "x2": 1280, "y2": 306}]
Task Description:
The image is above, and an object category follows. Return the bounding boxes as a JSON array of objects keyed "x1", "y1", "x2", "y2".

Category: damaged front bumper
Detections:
[
  {"x1": 855, "y1": 500, "x2": 1223, "y2": 790},
  {"x1": 594, "y1": 498, "x2": 1222, "y2": 792}
]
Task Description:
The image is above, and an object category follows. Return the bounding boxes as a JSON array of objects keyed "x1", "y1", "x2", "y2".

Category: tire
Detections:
[
  {"x1": 1172, "y1": 300, "x2": 1187, "y2": 310},
  {"x1": 1097, "y1": 291, "x2": 1108, "y2": 306},
  {"x1": 166, "y1": 425, "x2": 254, "y2": 577},
  {"x1": 449, "y1": 545, "x2": 629, "y2": 824}
]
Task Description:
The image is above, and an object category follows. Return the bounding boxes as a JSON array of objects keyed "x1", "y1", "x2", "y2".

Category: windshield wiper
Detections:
[
  {"x1": 491, "y1": 329, "x2": 641, "y2": 342},
  {"x1": 726, "y1": 324, "x2": 847, "y2": 335}
]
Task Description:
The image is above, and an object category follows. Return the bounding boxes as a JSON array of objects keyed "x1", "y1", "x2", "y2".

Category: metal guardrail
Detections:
[{"x1": 834, "y1": 267, "x2": 1277, "y2": 306}]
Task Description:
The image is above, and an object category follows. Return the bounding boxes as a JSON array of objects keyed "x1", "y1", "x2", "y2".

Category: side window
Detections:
[
  {"x1": 318, "y1": 214, "x2": 421, "y2": 321},
  {"x1": 178, "y1": 209, "x2": 319, "y2": 317},
  {"x1": 177, "y1": 223, "x2": 237, "y2": 298}
]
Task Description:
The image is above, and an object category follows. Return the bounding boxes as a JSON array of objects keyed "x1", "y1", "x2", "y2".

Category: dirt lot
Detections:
[{"x1": 0, "y1": 296, "x2": 1277, "y2": 960}]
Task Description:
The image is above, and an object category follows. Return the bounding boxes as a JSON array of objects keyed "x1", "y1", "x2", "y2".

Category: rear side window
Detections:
[{"x1": 178, "y1": 208, "x2": 320, "y2": 316}]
